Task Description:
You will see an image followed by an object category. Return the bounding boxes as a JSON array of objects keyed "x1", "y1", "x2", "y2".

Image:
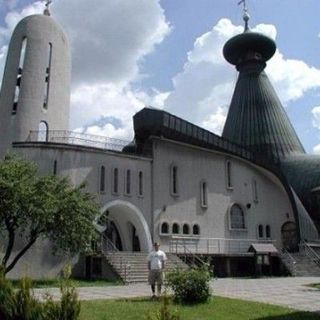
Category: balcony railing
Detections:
[
  {"x1": 26, "y1": 130, "x2": 130, "y2": 152},
  {"x1": 169, "y1": 236, "x2": 277, "y2": 255}
]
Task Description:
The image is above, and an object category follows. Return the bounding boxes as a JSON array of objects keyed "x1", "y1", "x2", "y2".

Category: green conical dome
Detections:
[{"x1": 222, "y1": 30, "x2": 305, "y2": 162}]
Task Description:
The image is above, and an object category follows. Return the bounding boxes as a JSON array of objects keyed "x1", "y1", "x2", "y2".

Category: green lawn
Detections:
[
  {"x1": 10, "y1": 278, "x2": 122, "y2": 288},
  {"x1": 80, "y1": 296, "x2": 320, "y2": 320}
]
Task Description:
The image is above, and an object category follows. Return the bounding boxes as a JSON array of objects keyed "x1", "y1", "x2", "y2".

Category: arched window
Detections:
[
  {"x1": 125, "y1": 169, "x2": 131, "y2": 195},
  {"x1": 193, "y1": 224, "x2": 200, "y2": 235},
  {"x1": 38, "y1": 121, "x2": 49, "y2": 141},
  {"x1": 138, "y1": 171, "x2": 143, "y2": 196},
  {"x1": 266, "y1": 225, "x2": 271, "y2": 239},
  {"x1": 100, "y1": 166, "x2": 105, "y2": 193},
  {"x1": 171, "y1": 164, "x2": 178, "y2": 196},
  {"x1": 258, "y1": 224, "x2": 264, "y2": 238},
  {"x1": 161, "y1": 222, "x2": 169, "y2": 234},
  {"x1": 13, "y1": 37, "x2": 27, "y2": 114},
  {"x1": 225, "y1": 160, "x2": 233, "y2": 189},
  {"x1": 113, "y1": 168, "x2": 118, "y2": 194},
  {"x1": 43, "y1": 43, "x2": 52, "y2": 109},
  {"x1": 200, "y1": 181, "x2": 208, "y2": 207},
  {"x1": 172, "y1": 223, "x2": 179, "y2": 234},
  {"x1": 230, "y1": 204, "x2": 245, "y2": 229},
  {"x1": 183, "y1": 224, "x2": 190, "y2": 235},
  {"x1": 252, "y1": 179, "x2": 258, "y2": 203}
]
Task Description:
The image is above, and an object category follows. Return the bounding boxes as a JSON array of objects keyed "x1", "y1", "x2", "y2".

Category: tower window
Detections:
[
  {"x1": 100, "y1": 166, "x2": 105, "y2": 193},
  {"x1": 53, "y1": 160, "x2": 57, "y2": 175},
  {"x1": 43, "y1": 43, "x2": 52, "y2": 109},
  {"x1": 160, "y1": 222, "x2": 169, "y2": 234},
  {"x1": 13, "y1": 37, "x2": 27, "y2": 114},
  {"x1": 113, "y1": 168, "x2": 118, "y2": 194},
  {"x1": 138, "y1": 171, "x2": 143, "y2": 196},
  {"x1": 38, "y1": 121, "x2": 49, "y2": 141},
  {"x1": 200, "y1": 181, "x2": 208, "y2": 207},
  {"x1": 170, "y1": 164, "x2": 179, "y2": 196},
  {"x1": 125, "y1": 169, "x2": 131, "y2": 195},
  {"x1": 225, "y1": 160, "x2": 233, "y2": 189},
  {"x1": 252, "y1": 179, "x2": 258, "y2": 203}
]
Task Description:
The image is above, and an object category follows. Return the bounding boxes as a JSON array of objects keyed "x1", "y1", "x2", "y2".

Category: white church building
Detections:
[{"x1": 1, "y1": 5, "x2": 320, "y2": 280}]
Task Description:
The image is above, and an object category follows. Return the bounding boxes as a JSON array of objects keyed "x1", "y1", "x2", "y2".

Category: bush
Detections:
[
  {"x1": 166, "y1": 266, "x2": 211, "y2": 304},
  {"x1": 0, "y1": 268, "x2": 16, "y2": 319}
]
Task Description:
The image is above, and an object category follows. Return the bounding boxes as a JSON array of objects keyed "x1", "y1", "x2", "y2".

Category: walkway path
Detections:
[{"x1": 34, "y1": 277, "x2": 320, "y2": 313}]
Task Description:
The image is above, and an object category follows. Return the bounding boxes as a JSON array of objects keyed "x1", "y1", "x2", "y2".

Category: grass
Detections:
[
  {"x1": 306, "y1": 283, "x2": 320, "y2": 290},
  {"x1": 80, "y1": 296, "x2": 320, "y2": 320},
  {"x1": 9, "y1": 278, "x2": 122, "y2": 288}
]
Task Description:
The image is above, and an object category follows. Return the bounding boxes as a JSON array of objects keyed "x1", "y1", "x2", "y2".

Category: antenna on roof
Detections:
[
  {"x1": 43, "y1": 0, "x2": 52, "y2": 16},
  {"x1": 238, "y1": 0, "x2": 250, "y2": 31}
]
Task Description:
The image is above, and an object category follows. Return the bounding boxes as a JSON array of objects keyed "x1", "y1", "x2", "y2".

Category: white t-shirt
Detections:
[{"x1": 147, "y1": 250, "x2": 167, "y2": 270}]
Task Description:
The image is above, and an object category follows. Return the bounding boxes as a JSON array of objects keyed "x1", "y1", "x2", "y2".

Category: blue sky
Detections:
[{"x1": 1, "y1": 0, "x2": 320, "y2": 153}]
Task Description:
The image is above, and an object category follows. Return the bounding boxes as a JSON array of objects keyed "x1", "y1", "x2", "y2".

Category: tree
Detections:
[{"x1": 0, "y1": 155, "x2": 100, "y2": 275}]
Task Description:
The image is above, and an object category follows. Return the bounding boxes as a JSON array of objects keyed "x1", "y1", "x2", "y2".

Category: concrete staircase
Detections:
[
  {"x1": 281, "y1": 251, "x2": 320, "y2": 276},
  {"x1": 103, "y1": 251, "x2": 188, "y2": 283}
]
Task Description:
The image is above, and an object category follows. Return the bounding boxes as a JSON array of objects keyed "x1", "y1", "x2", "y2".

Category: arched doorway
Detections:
[
  {"x1": 95, "y1": 200, "x2": 152, "y2": 252},
  {"x1": 281, "y1": 221, "x2": 298, "y2": 252}
]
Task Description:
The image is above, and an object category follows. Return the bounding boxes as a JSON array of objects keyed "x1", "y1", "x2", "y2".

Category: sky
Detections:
[{"x1": 1, "y1": 0, "x2": 320, "y2": 153}]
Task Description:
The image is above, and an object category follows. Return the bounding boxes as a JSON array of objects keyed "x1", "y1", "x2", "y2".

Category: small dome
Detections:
[{"x1": 223, "y1": 31, "x2": 276, "y2": 66}]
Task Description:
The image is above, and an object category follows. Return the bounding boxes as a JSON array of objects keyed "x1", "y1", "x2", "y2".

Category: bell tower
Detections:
[{"x1": 0, "y1": 2, "x2": 71, "y2": 157}]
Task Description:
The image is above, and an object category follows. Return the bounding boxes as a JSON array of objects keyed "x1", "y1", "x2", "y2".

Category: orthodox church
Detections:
[{"x1": 1, "y1": 4, "x2": 320, "y2": 279}]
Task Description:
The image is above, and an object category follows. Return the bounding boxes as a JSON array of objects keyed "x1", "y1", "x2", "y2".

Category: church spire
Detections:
[
  {"x1": 43, "y1": 0, "x2": 52, "y2": 16},
  {"x1": 238, "y1": 0, "x2": 250, "y2": 31},
  {"x1": 222, "y1": 6, "x2": 305, "y2": 162}
]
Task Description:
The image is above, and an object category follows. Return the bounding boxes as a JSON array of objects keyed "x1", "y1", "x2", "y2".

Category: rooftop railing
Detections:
[{"x1": 26, "y1": 130, "x2": 130, "y2": 152}]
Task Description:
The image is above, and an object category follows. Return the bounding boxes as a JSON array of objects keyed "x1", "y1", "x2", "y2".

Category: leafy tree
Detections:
[{"x1": 0, "y1": 155, "x2": 100, "y2": 275}]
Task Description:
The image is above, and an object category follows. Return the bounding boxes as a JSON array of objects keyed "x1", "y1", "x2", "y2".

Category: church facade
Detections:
[{"x1": 1, "y1": 8, "x2": 319, "y2": 279}]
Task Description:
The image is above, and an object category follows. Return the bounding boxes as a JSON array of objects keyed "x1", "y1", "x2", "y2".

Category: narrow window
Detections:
[
  {"x1": 171, "y1": 164, "x2": 178, "y2": 195},
  {"x1": 43, "y1": 43, "x2": 52, "y2": 109},
  {"x1": 258, "y1": 224, "x2": 264, "y2": 238},
  {"x1": 161, "y1": 222, "x2": 169, "y2": 234},
  {"x1": 138, "y1": 171, "x2": 143, "y2": 196},
  {"x1": 100, "y1": 166, "x2": 105, "y2": 193},
  {"x1": 266, "y1": 225, "x2": 271, "y2": 239},
  {"x1": 53, "y1": 160, "x2": 57, "y2": 175},
  {"x1": 113, "y1": 168, "x2": 118, "y2": 194},
  {"x1": 226, "y1": 160, "x2": 233, "y2": 189},
  {"x1": 125, "y1": 169, "x2": 131, "y2": 195},
  {"x1": 200, "y1": 181, "x2": 208, "y2": 207},
  {"x1": 230, "y1": 204, "x2": 245, "y2": 229},
  {"x1": 193, "y1": 224, "x2": 200, "y2": 235},
  {"x1": 252, "y1": 179, "x2": 258, "y2": 203},
  {"x1": 183, "y1": 224, "x2": 190, "y2": 235},
  {"x1": 13, "y1": 37, "x2": 27, "y2": 114},
  {"x1": 172, "y1": 223, "x2": 179, "y2": 234},
  {"x1": 38, "y1": 121, "x2": 48, "y2": 141}
]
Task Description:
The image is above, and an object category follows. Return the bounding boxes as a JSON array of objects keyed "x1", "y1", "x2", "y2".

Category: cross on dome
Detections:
[
  {"x1": 238, "y1": 0, "x2": 250, "y2": 31},
  {"x1": 43, "y1": 0, "x2": 52, "y2": 16}
]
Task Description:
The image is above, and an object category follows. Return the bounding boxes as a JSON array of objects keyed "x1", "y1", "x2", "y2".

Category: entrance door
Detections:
[
  {"x1": 132, "y1": 225, "x2": 141, "y2": 252},
  {"x1": 281, "y1": 222, "x2": 298, "y2": 252}
]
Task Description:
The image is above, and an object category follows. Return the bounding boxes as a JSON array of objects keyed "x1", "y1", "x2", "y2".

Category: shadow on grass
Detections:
[{"x1": 255, "y1": 311, "x2": 320, "y2": 320}]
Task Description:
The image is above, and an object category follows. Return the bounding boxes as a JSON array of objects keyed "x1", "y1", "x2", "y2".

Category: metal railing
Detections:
[
  {"x1": 169, "y1": 236, "x2": 277, "y2": 255},
  {"x1": 26, "y1": 130, "x2": 130, "y2": 152},
  {"x1": 279, "y1": 248, "x2": 297, "y2": 275},
  {"x1": 299, "y1": 239, "x2": 320, "y2": 267}
]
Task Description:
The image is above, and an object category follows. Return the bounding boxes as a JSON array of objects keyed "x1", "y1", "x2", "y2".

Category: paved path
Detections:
[{"x1": 34, "y1": 277, "x2": 320, "y2": 313}]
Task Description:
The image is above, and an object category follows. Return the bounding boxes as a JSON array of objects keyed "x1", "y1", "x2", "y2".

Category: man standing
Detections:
[{"x1": 147, "y1": 242, "x2": 167, "y2": 298}]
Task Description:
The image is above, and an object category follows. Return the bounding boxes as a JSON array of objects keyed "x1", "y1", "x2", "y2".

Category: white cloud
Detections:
[
  {"x1": 311, "y1": 106, "x2": 320, "y2": 129},
  {"x1": 53, "y1": 0, "x2": 170, "y2": 86},
  {"x1": 162, "y1": 18, "x2": 320, "y2": 135},
  {"x1": 313, "y1": 144, "x2": 320, "y2": 154}
]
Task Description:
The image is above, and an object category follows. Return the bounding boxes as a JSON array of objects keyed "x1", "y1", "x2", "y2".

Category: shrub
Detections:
[
  {"x1": 166, "y1": 266, "x2": 211, "y2": 304},
  {"x1": 0, "y1": 268, "x2": 16, "y2": 319},
  {"x1": 145, "y1": 293, "x2": 180, "y2": 320}
]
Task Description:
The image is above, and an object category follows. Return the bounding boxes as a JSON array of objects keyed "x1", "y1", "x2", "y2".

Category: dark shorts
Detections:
[{"x1": 148, "y1": 270, "x2": 164, "y2": 285}]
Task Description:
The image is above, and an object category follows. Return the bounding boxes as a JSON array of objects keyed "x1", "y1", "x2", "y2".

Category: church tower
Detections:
[
  {"x1": 222, "y1": 4, "x2": 305, "y2": 163},
  {"x1": 0, "y1": 3, "x2": 71, "y2": 157}
]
